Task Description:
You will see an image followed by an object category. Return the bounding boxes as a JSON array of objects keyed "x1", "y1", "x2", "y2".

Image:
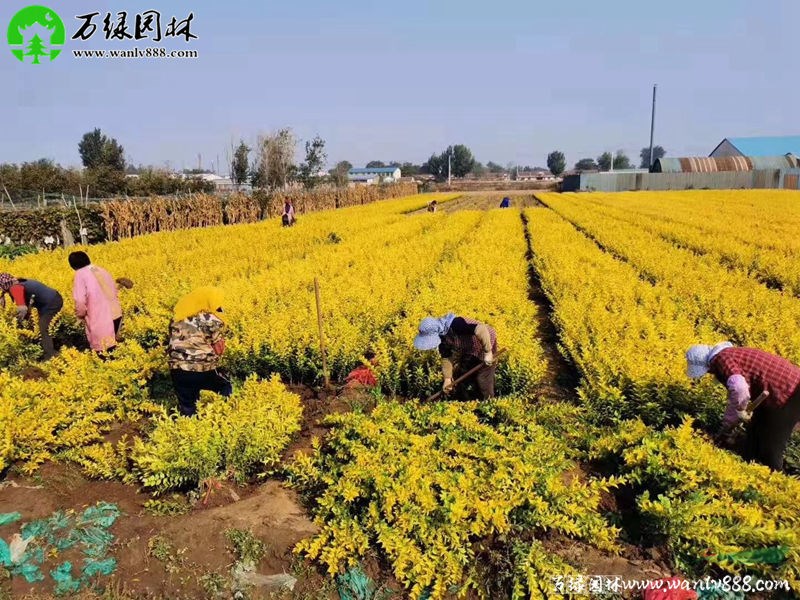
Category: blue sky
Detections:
[{"x1": 2, "y1": 0, "x2": 798, "y2": 170}]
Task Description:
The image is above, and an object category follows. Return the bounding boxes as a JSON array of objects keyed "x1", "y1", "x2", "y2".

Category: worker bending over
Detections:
[
  {"x1": 686, "y1": 341, "x2": 800, "y2": 471},
  {"x1": 414, "y1": 313, "x2": 497, "y2": 400},
  {"x1": 168, "y1": 287, "x2": 232, "y2": 416},
  {"x1": 69, "y1": 251, "x2": 122, "y2": 353},
  {"x1": 0, "y1": 272, "x2": 63, "y2": 359},
  {"x1": 282, "y1": 199, "x2": 296, "y2": 226}
]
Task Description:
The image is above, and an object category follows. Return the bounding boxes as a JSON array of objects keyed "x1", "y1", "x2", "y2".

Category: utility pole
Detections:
[
  {"x1": 447, "y1": 147, "x2": 452, "y2": 187},
  {"x1": 648, "y1": 84, "x2": 658, "y2": 169}
]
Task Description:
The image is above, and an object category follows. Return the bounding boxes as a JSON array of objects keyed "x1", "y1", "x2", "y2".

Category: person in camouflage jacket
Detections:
[{"x1": 168, "y1": 287, "x2": 231, "y2": 416}]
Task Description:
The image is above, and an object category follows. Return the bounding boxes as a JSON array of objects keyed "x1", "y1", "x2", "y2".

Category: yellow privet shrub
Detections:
[
  {"x1": 511, "y1": 540, "x2": 579, "y2": 600},
  {"x1": 290, "y1": 399, "x2": 620, "y2": 599},
  {"x1": 0, "y1": 342, "x2": 163, "y2": 474},
  {"x1": 0, "y1": 311, "x2": 42, "y2": 368},
  {"x1": 132, "y1": 376, "x2": 302, "y2": 494},
  {"x1": 541, "y1": 193, "x2": 800, "y2": 365},
  {"x1": 523, "y1": 208, "x2": 724, "y2": 426},
  {"x1": 60, "y1": 439, "x2": 134, "y2": 483},
  {"x1": 229, "y1": 206, "x2": 480, "y2": 382},
  {"x1": 376, "y1": 209, "x2": 547, "y2": 398},
  {"x1": 593, "y1": 419, "x2": 800, "y2": 593},
  {"x1": 0, "y1": 194, "x2": 458, "y2": 377},
  {"x1": 576, "y1": 191, "x2": 800, "y2": 295}
]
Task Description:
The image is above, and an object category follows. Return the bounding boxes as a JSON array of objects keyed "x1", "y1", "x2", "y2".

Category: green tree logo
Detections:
[{"x1": 7, "y1": 6, "x2": 65, "y2": 64}]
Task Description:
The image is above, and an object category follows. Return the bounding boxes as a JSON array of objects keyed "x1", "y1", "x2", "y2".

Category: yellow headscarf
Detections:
[{"x1": 173, "y1": 287, "x2": 226, "y2": 323}]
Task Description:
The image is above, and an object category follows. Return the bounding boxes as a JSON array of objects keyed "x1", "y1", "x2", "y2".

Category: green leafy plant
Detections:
[
  {"x1": 199, "y1": 571, "x2": 228, "y2": 597},
  {"x1": 225, "y1": 529, "x2": 267, "y2": 566},
  {"x1": 143, "y1": 495, "x2": 192, "y2": 516},
  {"x1": 290, "y1": 398, "x2": 621, "y2": 599}
]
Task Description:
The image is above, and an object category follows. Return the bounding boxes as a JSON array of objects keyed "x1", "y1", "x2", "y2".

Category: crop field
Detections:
[{"x1": 1, "y1": 190, "x2": 800, "y2": 599}]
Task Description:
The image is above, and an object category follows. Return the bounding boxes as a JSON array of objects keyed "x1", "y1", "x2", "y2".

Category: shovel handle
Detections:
[
  {"x1": 746, "y1": 390, "x2": 769, "y2": 413},
  {"x1": 424, "y1": 348, "x2": 507, "y2": 402}
]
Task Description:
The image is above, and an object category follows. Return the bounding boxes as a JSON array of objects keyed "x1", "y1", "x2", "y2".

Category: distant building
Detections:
[
  {"x1": 653, "y1": 155, "x2": 799, "y2": 173},
  {"x1": 348, "y1": 173, "x2": 381, "y2": 185},
  {"x1": 515, "y1": 169, "x2": 556, "y2": 181},
  {"x1": 348, "y1": 166, "x2": 402, "y2": 184},
  {"x1": 710, "y1": 136, "x2": 800, "y2": 158},
  {"x1": 194, "y1": 173, "x2": 251, "y2": 193}
]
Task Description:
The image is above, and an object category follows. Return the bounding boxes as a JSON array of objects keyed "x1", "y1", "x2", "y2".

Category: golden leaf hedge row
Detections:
[{"x1": 3, "y1": 190, "x2": 800, "y2": 596}]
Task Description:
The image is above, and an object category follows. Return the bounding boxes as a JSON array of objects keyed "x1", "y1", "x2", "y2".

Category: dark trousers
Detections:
[
  {"x1": 98, "y1": 318, "x2": 123, "y2": 361},
  {"x1": 454, "y1": 357, "x2": 496, "y2": 401},
  {"x1": 745, "y1": 389, "x2": 800, "y2": 471},
  {"x1": 37, "y1": 294, "x2": 63, "y2": 359},
  {"x1": 170, "y1": 368, "x2": 233, "y2": 416}
]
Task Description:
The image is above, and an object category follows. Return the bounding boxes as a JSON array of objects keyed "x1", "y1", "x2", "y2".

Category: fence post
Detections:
[{"x1": 314, "y1": 277, "x2": 331, "y2": 389}]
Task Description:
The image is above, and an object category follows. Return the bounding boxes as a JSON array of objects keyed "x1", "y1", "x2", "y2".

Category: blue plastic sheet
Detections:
[
  {"x1": 51, "y1": 562, "x2": 81, "y2": 595},
  {"x1": 0, "y1": 512, "x2": 21, "y2": 527},
  {"x1": 0, "y1": 502, "x2": 121, "y2": 594},
  {"x1": 336, "y1": 565, "x2": 399, "y2": 600},
  {"x1": 696, "y1": 587, "x2": 746, "y2": 600},
  {"x1": 82, "y1": 557, "x2": 117, "y2": 578},
  {"x1": 337, "y1": 566, "x2": 376, "y2": 600},
  {"x1": 14, "y1": 562, "x2": 44, "y2": 583},
  {"x1": 0, "y1": 538, "x2": 11, "y2": 567}
]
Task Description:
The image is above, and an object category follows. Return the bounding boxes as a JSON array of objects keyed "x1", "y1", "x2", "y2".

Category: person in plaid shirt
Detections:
[
  {"x1": 414, "y1": 313, "x2": 497, "y2": 400},
  {"x1": 686, "y1": 341, "x2": 800, "y2": 470}
]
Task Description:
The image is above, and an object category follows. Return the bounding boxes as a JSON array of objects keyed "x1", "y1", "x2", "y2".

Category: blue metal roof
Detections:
[
  {"x1": 725, "y1": 136, "x2": 800, "y2": 157},
  {"x1": 349, "y1": 167, "x2": 399, "y2": 174}
]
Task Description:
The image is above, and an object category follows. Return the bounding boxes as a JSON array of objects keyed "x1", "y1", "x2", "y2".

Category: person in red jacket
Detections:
[
  {"x1": 0, "y1": 272, "x2": 63, "y2": 359},
  {"x1": 686, "y1": 341, "x2": 800, "y2": 471}
]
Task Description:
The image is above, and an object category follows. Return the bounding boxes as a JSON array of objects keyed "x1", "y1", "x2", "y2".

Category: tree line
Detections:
[
  {"x1": 0, "y1": 128, "x2": 214, "y2": 202},
  {"x1": 549, "y1": 146, "x2": 667, "y2": 175},
  {"x1": 1, "y1": 126, "x2": 669, "y2": 202}
]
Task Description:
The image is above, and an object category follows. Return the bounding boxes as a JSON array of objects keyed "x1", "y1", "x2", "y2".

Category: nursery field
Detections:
[{"x1": 1, "y1": 190, "x2": 800, "y2": 600}]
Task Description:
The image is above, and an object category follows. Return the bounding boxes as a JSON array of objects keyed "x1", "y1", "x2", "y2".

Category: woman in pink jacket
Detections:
[{"x1": 68, "y1": 251, "x2": 122, "y2": 353}]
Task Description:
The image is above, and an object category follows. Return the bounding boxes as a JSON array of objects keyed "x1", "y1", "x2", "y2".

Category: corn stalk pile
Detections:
[{"x1": 99, "y1": 195, "x2": 225, "y2": 240}]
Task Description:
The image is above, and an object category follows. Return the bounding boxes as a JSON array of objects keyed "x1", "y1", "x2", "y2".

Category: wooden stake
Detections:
[
  {"x1": 70, "y1": 195, "x2": 87, "y2": 245},
  {"x1": 314, "y1": 277, "x2": 330, "y2": 389},
  {"x1": 2, "y1": 185, "x2": 14, "y2": 209}
]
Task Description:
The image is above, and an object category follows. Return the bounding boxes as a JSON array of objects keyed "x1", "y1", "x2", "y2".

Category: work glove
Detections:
[
  {"x1": 483, "y1": 351, "x2": 494, "y2": 366},
  {"x1": 714, "y1": 425, "x2": 738, "y2": 447},
  {"x1": 15, "y1": 306, "x2": 28, "y2": 327},
  {"x1": 736, "y1": 409, "x2": 752, "y2": 423},
  {"x1": 442, "y1": 378, "x2": 454, "y2": 395}
]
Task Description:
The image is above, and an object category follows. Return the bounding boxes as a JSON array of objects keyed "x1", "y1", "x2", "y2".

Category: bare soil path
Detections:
[
  {"x1": 407, "y1": 192, "x2": 542, "y2": 215},
  {"x1": 0, "y1": 384, "x2": 373, "y2": 600}
]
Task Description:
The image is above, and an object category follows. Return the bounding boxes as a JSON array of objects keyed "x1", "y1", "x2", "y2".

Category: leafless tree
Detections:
[{"x1": 262, "y1": 128, "x2": 297, "y2": 190}]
